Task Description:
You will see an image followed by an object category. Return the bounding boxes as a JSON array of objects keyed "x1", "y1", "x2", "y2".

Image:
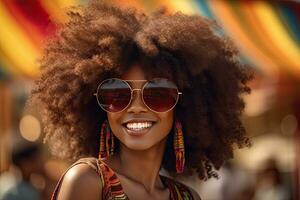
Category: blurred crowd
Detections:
[
  {"x1": 190, "y1": 159, "x2": 293, "y2": 200},
  {"x1": 0, "y1": 140, "x2": 52, "y2": 200}
]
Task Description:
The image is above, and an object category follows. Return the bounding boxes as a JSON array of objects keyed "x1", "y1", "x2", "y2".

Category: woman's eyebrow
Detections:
[
  {"x1": 122, "y1": 79, "x2": 148, "y2": 82},
  {"x1": 122, "y1": 80, "x2": 147, "y2": 87}
]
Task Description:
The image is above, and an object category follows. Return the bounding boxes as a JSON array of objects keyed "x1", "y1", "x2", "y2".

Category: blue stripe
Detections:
[
  {"x1": 194, "y1": 0, "x2": 214, "y2": 19},
  {"x1": 277, "y1": 3, "x2": 300, "y2": 45}
]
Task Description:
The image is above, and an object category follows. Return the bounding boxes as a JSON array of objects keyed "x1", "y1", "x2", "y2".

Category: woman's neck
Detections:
[{"x1": 109, "y1": 137, "x2": 167, "y2": 194}]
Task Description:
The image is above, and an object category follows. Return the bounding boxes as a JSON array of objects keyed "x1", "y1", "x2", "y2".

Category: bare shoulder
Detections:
[
  {"x1": 57, "y1": 163, "x2": 103, "y2": 200},
  {"x1": 188, "y1": 186, "x2": 201, "y2": 200}
]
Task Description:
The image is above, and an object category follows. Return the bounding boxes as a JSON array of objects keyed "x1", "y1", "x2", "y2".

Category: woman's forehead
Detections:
[
  {"x1": 120, "y1": 63, "x2": 174, "y2": 81},
  {"x1": 120, "y1": 64, "x2": 146, "y2": 80}
]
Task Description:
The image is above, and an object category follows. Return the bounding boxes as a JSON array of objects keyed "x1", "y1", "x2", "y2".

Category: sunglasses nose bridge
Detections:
[
  {"x1": 126, "y1": 88, "x2": 148, "y2": 112},
  {"x1": 131, "y1": 88, "x2": 142, "y2": 100}
]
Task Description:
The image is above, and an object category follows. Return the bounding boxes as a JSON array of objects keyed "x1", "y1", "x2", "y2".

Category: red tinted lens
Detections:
[
  {"x1": 143, "y1": 79, "x2": 179, "y2": 112},
  {"x1": 97, "y1": 79, "x2": 131, "y2": 112}
]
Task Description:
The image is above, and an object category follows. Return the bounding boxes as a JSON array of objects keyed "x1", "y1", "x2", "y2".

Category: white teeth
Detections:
[{"x1": 126, "y1": 122, "x2": 153, "y2": 131}]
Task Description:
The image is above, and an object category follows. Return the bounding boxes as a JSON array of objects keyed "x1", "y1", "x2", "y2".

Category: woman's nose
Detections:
[{"x1": 126, "y1": 89, "x2": 148, "y2": 113}]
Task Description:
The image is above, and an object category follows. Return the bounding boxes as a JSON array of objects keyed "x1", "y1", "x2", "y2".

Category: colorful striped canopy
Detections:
[{"x1": 0, "y1": 0, "x2": 299, "y2": 80}]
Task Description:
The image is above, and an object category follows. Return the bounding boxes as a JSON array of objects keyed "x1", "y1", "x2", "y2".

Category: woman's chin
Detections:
[
  {"x1": 121, "y1": 140, "x2": 155, "y2": 151},
  {"x1": 119, "y1": 136, "x2": 168, "y2": 152}
]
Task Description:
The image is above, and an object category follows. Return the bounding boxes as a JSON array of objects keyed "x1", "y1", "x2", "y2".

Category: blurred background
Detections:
[{"x1": 0, "y1": 0, "x2": 299, "y2": 200}]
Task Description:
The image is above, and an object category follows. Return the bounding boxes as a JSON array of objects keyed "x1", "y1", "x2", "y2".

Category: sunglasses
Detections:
[{"x1": 94, "y1": 78, "x2": 182, "y2": 113}]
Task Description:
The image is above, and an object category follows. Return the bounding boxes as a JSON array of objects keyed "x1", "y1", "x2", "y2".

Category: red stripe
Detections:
[
  {"x1": 2, "y1": 0, "x2": 56, "y2": 41},
  {"x1": 2, "y1": 0, "x2": 41, "y2": 49},
  {"x1": 11, "y1": 0, "x2": 55, "y2": 35}
]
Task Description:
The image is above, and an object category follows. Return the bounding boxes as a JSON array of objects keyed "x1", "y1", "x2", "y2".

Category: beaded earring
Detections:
[
  {"x1": 98, "y1": 120, "x2": 115, "y2": 160},
  {"x1": 174, "y1": 119, "x2": 185, "y2": 173}
]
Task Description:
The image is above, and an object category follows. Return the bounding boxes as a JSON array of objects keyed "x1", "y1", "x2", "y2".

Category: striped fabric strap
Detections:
[{"x1": 98, "y1": 160, "x2": 129, "y2": 200}]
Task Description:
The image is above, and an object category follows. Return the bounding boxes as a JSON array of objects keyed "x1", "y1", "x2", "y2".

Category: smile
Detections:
[
  {"x1": 126, "y1": 122, "x2": 153, "y2": 131},
  {"x1": 122, "y1": 121, "x2": 156, "y2": 136}
]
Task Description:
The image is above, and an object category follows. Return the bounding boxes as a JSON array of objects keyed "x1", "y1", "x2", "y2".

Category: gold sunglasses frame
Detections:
[{"x1": 93, "y1": 78, "x2": 182, "y2": 113}]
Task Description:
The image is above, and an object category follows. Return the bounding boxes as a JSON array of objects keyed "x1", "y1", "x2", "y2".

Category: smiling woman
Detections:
[{"x1": 28, "y1": 0, "x2": 252, "y2": 199}]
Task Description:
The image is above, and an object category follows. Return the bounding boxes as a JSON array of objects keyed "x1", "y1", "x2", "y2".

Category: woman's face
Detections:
[{"x1": 107, "y1": 64, "x2": 174, "y2": 151}]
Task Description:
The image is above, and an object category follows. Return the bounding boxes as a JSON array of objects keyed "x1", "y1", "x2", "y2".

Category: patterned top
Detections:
[{"x1": 51, "y1": 157, "x2": 195, "y2": 200}]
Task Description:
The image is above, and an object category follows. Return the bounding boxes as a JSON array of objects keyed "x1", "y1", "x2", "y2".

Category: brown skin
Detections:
[
  {"x1": 57, "y1": 164, "x2": 102, "y2": 200},
  {"x1": 29, "y1": 1, "x2": 253, "y2": 200},
  {"x1": 58, "y1": 64, "x2": 200, "y2": 199}
]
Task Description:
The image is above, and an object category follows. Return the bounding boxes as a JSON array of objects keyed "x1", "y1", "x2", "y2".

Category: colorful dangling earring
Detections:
[
  {"x1": 174, "y1": 119, "x2": 185, "y2": 173},
  {"x1": 99, "y1": 120, "x2": 115, "y2": 160}
]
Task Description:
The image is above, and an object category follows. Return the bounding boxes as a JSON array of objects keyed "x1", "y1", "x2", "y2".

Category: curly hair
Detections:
[{"x1": 29, "y1": 0, "x2": 252, "y2": 180}]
